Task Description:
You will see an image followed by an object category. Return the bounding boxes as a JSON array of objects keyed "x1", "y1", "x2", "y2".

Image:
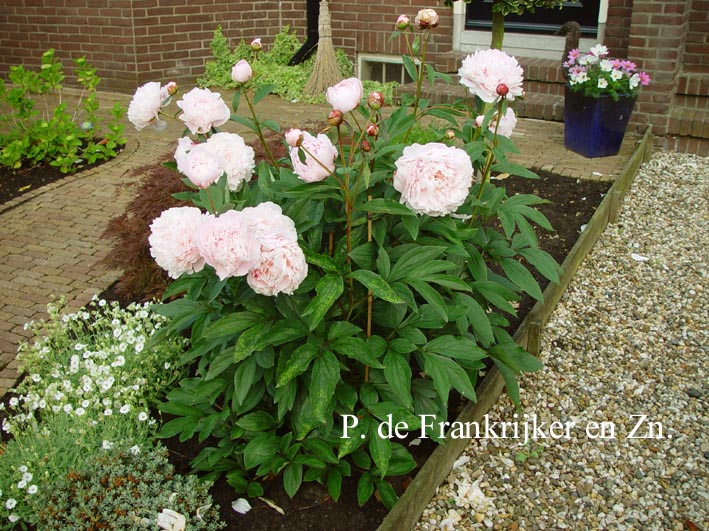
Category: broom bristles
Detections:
[{"x1": 304, "y1": 0, "x2": 343, "y2": 97}]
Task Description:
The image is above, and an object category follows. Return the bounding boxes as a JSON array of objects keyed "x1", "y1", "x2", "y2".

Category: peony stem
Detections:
[
  {"x1": 364, "y1": 192, "x2": 373, "y2": 383},
  {"x1": 243, "y1": 90, "x2": 279, "y2": 168}
]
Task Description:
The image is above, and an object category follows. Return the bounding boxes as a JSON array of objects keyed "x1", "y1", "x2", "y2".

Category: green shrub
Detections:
[
  {"x1": 198, "y1": 26, "x2": 397, "y2": 104},
  {"x1": 0, "y1": 49, "x2": 125, "y2": 173}
]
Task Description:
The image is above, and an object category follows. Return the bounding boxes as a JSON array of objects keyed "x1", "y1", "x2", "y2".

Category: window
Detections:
[{"x1": 358, "y1": 54, "x2": 415, "y2": 85}]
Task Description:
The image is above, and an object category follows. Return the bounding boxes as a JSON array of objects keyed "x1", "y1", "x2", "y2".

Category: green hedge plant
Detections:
[{"x1": 0, "y1": 49, "x2": 125, "y2": 173}]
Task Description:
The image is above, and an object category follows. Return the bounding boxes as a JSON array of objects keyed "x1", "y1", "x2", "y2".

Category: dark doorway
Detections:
[{"x1": 465, "y1": 0, "x2": 600, "y2": 37}]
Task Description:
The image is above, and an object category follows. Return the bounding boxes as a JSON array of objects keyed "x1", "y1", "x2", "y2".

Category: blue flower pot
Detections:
[{"x1": 563, "y1": 87, "x2": 637, "y2": 158}]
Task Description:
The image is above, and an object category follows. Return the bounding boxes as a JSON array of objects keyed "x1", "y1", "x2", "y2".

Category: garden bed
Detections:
[{"x1": 156, "y1": 129, "x2": 651, "y2": 531}]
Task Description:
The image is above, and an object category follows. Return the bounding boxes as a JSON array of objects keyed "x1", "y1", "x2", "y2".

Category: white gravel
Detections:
[{"x1": 414, "y1": 151, "x2": 709, "y2": 531}]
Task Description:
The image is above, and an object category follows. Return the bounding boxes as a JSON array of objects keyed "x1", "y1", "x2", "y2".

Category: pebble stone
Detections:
[{"x1": 413, "y1": 152, "x2": 709, "y2": 531}]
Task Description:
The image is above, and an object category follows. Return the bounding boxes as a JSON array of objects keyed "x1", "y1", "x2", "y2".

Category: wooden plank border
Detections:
[{"x1": 377, "y1": 127, "x2": 654, "y2": 531}]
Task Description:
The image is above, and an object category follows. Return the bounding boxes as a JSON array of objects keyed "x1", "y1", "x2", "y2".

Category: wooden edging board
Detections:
[{"x1": 377, "y1": 127, "x2": 654, "y2": 531}]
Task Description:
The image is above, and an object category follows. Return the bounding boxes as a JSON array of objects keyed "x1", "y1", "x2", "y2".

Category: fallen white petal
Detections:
[
  {"x1": 630, "y1": 253, "x2": 649, "y2": 262},
  {"x1": 232, "y1": 498, "x2": 252, "y2": 514}
]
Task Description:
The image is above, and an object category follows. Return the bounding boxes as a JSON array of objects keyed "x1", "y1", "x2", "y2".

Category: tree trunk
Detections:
[{"x1": 490, "y1": 0, "x2": 505, "y2": 49}]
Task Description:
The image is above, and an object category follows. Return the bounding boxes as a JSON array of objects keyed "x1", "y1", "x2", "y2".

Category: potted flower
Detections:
[{"x1": 563, "y1": 44, "x2": 651, "y2": 158}]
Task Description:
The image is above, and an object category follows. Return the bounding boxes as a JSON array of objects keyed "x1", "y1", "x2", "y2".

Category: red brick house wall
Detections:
[
  {"x1": 0, "y1": 0, "x2": 307, "y2": 91},
  {"x1": 685, "y1": 0, "x2": 709, "y2": 65}
]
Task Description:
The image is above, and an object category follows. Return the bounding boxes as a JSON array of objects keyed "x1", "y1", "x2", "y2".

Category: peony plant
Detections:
[
  {"x1": 129, "y1": 9, "x2": 560, "y2": 509},
  {"x1": 563, "y1": 44, "x2": 651, "y2": 100}
]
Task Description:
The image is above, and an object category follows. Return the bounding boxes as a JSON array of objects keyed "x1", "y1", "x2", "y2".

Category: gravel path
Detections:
[{"x1": 414, "y1": 151, "x2": 709, "y2": 531}]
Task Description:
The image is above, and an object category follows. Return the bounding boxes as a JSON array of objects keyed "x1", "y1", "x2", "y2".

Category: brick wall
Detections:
[
  {"x1": 604, "y1": 0, "x2": 634, "y2": 55},
  {"x1": 0, "y1": 0, "x2": 136, "y2": 90},
  {"x1": 685, "y1": 0, "x2": 709, "y2": 65},
  {"x1": 627, "y1": 0, "x2": 692, "y2": 136},
  {"x1": 328, "y1": 0, "x2": 454, "y2": 67},
  {"x1": 0, "y1": 0, "x2": 308, "y2": 92}
]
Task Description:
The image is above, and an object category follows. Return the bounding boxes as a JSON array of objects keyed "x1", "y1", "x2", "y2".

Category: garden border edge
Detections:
[{"x1": 376, "y1": 126, "x2": 654, "y2": 531}]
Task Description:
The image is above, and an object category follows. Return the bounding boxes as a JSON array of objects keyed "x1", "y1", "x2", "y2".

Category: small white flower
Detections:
[
  {"x1": 17, "y1": 480, "x2": 26, "y2": 489},
  {"x1": 610, "y1": 69, "x2": 623, "y2": 81},
  {"x1": 98, "y1": 299, "x2": 107, "y2": 307},
  {"x1": 75, "y1": 407, "x2": 86, "y2": 416},
  {"x1": 129, "y1": 445, "x2": 141, "y2": 455},
  {"x1": 102, "y1": 440, "x2": 114, "y2": 450},
  {"x1": 104, "y1": 408, "x2": 113, "y2": 416},
  {"x1": 8, "y1": 515, "x2": 18, "y2": 523},
  {"x1": 22, "y1": 472, "x2": 32, "y2": 482},
  {"x1": 5, "y1": 498, "x2": 17, "y2": 510},
  {"x1": 9, "y1": 397, "x2": 18, "y2": 407},
  {"x1": 81, "y1": 400, "x2": 90, "y2": 408},
  {"x1": 598, "y1": 78, "x2": 608, "y2": 89},
  {"x1": 589, "y1": 43, "x2": 608, "y2": 57},
  {"x1": 138, "y1": 412, "x2": 149, "y2": 422},
  {"x1": 30, "y1": 373, "x2": 41, "y2": 382},
  {"x1": 599, "y1": 59, "x2": 613, "y2": 72},
  {"x1": 28, "y1": 485, "x2": 38, "y2": 495},
  {"x1": 119, "y1": 404, "x2": 131, "y2": 414},
  {"x1": 63, "y1": 404, "x2": 73, "y2": 413}
]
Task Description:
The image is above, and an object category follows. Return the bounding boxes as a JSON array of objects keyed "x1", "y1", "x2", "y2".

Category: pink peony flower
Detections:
[
  {"x1": 393, "y1": 143, "x2": 473, "y2": 217},
  {"x1": 477, "y1": 108, "x2": 517, "y2": 138},
  {"x1": 415, "y1": 8, "x2": 439, "y2": 29},
  {"x1": 247, "y1": 236, "x2": 308, "y2": 296},
  {"x1": 243, "y1": 202, "x2": 298, "y2": 242},
  {"x1": 195, "y1": 210, "x2": 261, "y2": 280},
  {"x1": 458, "y1": 49, "x2": 524, "y2": 103},
  {"x1": 174, "y1": 136, "x2": 195, "y2": 170},
  {"x1": 148, "y1": 207, "x2": 207, "y2": 279},
  {"x1": 231, "y1": 59, "x2": 253, "y2": 84},
  {"x1": 176, "y1": 87, "x2": 231, "y2": 135},
  {"x1": 326, "y1": 77, "x2": 363, "y2": 114},
  {"x1": 285, "y1": 128, "x2": 303, "y2": 147},
  {"x1": 493, "y1": 108, "x2": 517, "y2": 138},
  {"x1": 127, "y1": 81, "x2": 162, "y2": 131},
  {"x1": 289, "y1": 132, "x2": 338, "y2": 183},
  {"x1": 205, "y1": 132, "x2": 255, "y2": 191},
  {"x1": 179, "y1": 143, "x2": 223, "y2": 189}
]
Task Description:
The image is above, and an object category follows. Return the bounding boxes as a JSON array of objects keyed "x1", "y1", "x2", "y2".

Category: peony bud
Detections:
[
  {"x1": 415, "y1": 9, "x2": 439, "y2": 30},
  {"x1": 327, "y1": 110, "x2": 344, "y2": 127},
  {"x1": 231, "y1": 59, "x2": 253, "y2": 84},
  {"x1": 285, "y1": 128, "x2": 303, "y2": 148},
  {"x1": 165, "y1": 81, "x2": 178, "y2": 96},
  {"x1": 366, "y1": 123, "x2": 378, "y2": 137},
  {"x1": 445, "y1": 129, "x2": 455, "y2": 140},
  {"x1": 250, "y1": 38, "x2": 262, "y2": 51},
  {"x1": 367, "y1": 91, "x2": 384, "y2": 110},
  {"x1": 396, "y1": 14, "x2": 410, "y2": 30},
  {"x1": 360, "y1": 140, "x2": 372, "y2": 152},
  {"x1": 496, "y1": 83, "x2": 509, "y2": 97}
]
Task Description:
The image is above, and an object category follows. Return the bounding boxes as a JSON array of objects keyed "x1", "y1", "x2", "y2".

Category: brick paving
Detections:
[{"x1": 0, "y1": 90, "x2": 640, "y2": 396}]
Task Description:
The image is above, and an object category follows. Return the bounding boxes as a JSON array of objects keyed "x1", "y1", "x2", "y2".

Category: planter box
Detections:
[
  {"x1": 377, "y1": 126, "x2": 654, "y2": 531},
  {"x1": 564, "y1": 87, "x2": 637, "y2": 158}
]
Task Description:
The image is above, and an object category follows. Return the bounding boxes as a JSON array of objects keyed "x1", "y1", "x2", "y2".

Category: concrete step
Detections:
[{"x1": 395, "y1": 78, "x2": 564, "y2": 122}]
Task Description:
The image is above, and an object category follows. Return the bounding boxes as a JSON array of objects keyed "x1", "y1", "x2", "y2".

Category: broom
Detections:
[{"x1": 303, "y1": 0, "x2": 343, "y2": 97}]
